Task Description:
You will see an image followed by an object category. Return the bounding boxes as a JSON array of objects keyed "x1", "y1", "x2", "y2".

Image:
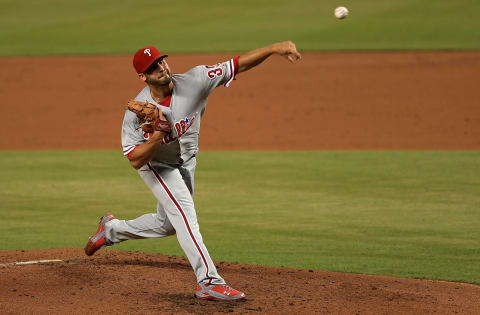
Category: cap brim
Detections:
[{"x1": 142, "y1": 54, "x2": 169, "y2": 73}]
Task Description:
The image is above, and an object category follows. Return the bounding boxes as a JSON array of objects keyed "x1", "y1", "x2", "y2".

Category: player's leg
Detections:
[
  {"x1": 175, "y1": 159, "x2": 246, "y2": 300},
  {"x1": 105, "y1": 206, "x2": 175, "y2": 243},
  {"x1": 140, "y1": 162, "x2": 225, "y2": 285},
  {"x1": 84, "y1": 159, "x2": 194, "y2": 255},
  {"x1": 84, "y1": 206, "x2": 175, "y2": 256}
]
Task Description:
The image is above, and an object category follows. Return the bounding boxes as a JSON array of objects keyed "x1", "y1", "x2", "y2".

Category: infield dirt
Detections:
[
  {"x1": 1, "y1": 52, "x2": 479, "y2": 314},
  {"x1": 0, "y1": 52, "x2": 479, "y2": 150}
]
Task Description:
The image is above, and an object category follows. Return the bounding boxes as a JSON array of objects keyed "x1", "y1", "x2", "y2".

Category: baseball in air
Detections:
[{"x1": 334, "y1": 6, "x2": 349, "y2": 19}]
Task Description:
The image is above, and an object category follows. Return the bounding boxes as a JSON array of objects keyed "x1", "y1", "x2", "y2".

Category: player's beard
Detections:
[{"x1": 146, "y1": 71, "x2": 172, "y2": 87}]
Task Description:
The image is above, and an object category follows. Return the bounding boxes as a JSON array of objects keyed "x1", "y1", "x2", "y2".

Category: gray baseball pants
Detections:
[{"x1": 104, "y1": 157, "x2": 225, "y2": 285}]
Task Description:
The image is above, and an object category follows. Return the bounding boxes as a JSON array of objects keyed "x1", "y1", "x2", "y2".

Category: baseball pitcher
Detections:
[{"x1": 84, "y1": 41, "x2": 301, "y2": 301}]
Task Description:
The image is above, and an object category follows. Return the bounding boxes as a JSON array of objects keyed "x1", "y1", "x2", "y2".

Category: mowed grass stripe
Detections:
[
  {"x1": 1, "y1": 0, "x2": 480, "y2": 56},
  {"x1": 0, "y1": 150, "x2": 479, "y2": 284}
]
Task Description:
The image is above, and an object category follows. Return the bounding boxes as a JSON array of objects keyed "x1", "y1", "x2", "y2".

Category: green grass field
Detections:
[
  {"x1": 1, "y1": 0, "x2": 480, "y2": 56},
  {"x1": 1, "y1": 151, "x2": 479, "y2": 284}
]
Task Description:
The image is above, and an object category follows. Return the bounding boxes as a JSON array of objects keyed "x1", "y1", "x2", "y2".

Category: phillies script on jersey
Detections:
[{"x1": 144, "y1": 112, "x2": 199, "y2": 143}]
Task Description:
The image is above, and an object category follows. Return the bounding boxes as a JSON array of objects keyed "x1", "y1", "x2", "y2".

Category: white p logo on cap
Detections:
[{"x1": 144, "y1": 49, "x2": 151, "y2": 57}]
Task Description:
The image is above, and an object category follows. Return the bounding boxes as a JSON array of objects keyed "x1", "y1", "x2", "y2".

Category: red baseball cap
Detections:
[{"x1": 133, "y1": 46, "x2": 168, "y2": 74}]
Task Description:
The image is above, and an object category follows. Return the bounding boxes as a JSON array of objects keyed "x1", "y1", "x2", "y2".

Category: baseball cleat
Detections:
[
  {"x1": 84, "y1": 213, "x2": 116, "y2": 256},
  {"x1": 195, "y1": 283, "x2": 246, "y2": 301}
]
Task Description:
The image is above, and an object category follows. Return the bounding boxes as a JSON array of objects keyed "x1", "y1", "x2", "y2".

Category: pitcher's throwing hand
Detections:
[{"x1": 274, "y1": 41, "x2": 302, "y2": 63}]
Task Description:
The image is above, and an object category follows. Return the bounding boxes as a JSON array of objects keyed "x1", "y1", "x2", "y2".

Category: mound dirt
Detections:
[{"x1": 0, "y1": 249, "x2": 479, "y2": 314}]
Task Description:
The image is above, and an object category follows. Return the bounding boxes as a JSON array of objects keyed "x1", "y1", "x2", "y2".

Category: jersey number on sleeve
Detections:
[
  {"x1": 205, "y1": 64, "x2": 223, "y2": 79},
  {"x1": 207, "y1": 68, "x2": 222, "y2": 78}
]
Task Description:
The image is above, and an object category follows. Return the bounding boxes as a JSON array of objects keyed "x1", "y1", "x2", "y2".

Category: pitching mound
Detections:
[{"x1": 1, "y1": 249, "x2": 479, "y2": 314}]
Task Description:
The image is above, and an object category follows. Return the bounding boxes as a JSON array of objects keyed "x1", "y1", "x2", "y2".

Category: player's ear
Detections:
[{"x1": 138, "y1": 73, "x2": 147, "y2": 82}]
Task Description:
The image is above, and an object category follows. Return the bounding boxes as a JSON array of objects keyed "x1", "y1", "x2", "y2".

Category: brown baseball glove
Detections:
[{"x1": 127, "y1": 101, "x2": 172, "y2": 133}]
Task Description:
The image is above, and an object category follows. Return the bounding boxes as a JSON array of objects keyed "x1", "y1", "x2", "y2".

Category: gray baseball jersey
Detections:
[
  {"x1": 122, "y1": 58, "x2": 238, "y2": 166},
  {"x1": 106, "y1": 57, "x2": 238, "y2": 285}
]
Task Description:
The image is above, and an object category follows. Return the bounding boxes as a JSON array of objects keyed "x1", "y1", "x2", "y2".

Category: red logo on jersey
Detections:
[
  {"x1": 161, "y1": 112, "x2": 199, "y2": 144},
  {"x1": 175, "y1": 113, "x2": 198, "y2": 137}
]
